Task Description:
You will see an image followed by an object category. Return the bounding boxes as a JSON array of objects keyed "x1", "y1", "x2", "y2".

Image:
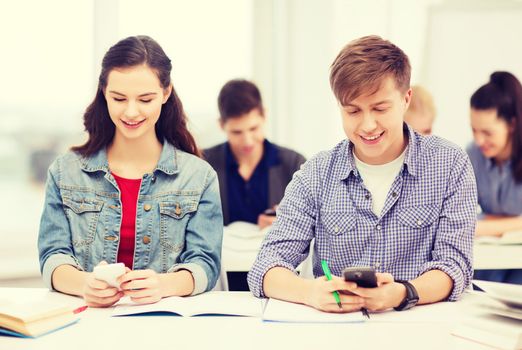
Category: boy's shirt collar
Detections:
[{"x1": 339, "y1": 123, "x2": 418, "y2": 181}]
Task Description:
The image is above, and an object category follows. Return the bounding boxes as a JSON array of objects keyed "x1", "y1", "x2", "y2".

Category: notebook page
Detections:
[{"x1": 263, "y1": 298, "x2": 365, "y2": 323}]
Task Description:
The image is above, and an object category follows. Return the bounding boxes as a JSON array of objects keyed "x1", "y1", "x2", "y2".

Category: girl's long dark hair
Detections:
[
  {"x1": 471, "y1": 71, "x2": 522, "y2": 183},
  {"x1": 72, "y1": 35, "x2": 200, "y2": 157}
]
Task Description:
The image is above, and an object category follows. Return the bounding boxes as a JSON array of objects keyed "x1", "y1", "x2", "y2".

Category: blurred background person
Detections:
[
  {"x1": 204, "y1": 79, "x2": 306, "y2": 292},
  {"x1": 404, "y1": 85, "x2": 436, "y2": 135},
  {"x1": 468, "y1": 71, "x2": 522, "y2": 285},
  {"x1": 204, "y1": 79, "x2": 306, "y2": 229}
]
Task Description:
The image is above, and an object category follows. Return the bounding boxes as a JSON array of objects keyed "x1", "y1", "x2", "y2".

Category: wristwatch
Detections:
[{"x1": 394, "y1": 280, "x2": 419, "y2": 311}]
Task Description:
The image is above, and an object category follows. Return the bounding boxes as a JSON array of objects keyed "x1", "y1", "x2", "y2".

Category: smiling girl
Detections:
[
  {"x1": 38, "y1": 36, "x2": 223, "y2": 306},
  {"x1": 468, "y1": 71, "x2": 522, "y2": 284}
]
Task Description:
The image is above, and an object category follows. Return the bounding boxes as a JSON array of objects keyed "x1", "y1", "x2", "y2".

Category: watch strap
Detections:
[{"x1": 394, "y1": 280, "x2": 419, "y2": 311}]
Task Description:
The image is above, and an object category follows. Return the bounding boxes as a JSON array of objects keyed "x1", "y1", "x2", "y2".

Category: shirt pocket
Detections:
[
  {"x1": 396, "y1": 205, "x2": 439, "y2": 228},
  {"x1": 62, "y1": 196, "x2": 104, "y2": 247},
  {"x1": 159, "y1": 198, "x2": 198, "y2": 255},
  {"x1": 318, "y1": 211, "x2": 361, "y2": 263},
  {"x1": 322, "y1": 211, "x2": 357, "y2": 236},
  {"x1": 395, "y1": 205, "x2": 439, "y2": 252}
]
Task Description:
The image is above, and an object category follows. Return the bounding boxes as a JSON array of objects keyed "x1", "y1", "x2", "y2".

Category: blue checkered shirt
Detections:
[{"x1": 248, "y1": 125, "x2": 477, "y2": 301}]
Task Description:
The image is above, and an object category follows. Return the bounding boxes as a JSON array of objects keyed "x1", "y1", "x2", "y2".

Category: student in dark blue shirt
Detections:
[
  {"x1": 468, "y1": 71, "x2": 522, "y2": 285},
  {"x1": 204, "y1": 79, "x2": 306, "y2": 228},
  {"x1": 204, "y1": 79, "x2": 306, "y2": 291}
]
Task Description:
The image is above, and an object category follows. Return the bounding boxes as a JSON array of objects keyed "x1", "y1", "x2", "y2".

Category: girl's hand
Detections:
[
  {"x1": 119, "y1": 269, "x2": 163, "y2": 304},
  {"x1": 83, "y1": 261, "x2": 124, "y2": 307}
]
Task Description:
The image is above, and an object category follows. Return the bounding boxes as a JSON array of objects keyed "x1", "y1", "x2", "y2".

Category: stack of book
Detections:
[
  {"x1": 0, "y1": 299, "x2": 81, "y2": 338},
  {"x1": 452, "y1": 281, "x2": 522, "y2": 350}
]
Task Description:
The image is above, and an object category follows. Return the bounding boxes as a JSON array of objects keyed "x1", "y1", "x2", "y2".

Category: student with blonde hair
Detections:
[{"x1": 404, "y1": 85, "x2": 436, "y2": 135}]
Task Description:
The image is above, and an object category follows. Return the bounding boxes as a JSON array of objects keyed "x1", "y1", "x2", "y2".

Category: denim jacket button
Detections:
[
  {"x1": 144, "y1": 204, "x2": 152, "y2": 212},
  {"x1": 143, "y1": 236, "x2": 151, "y2": 244},
  {"x1": 105, "y1": 236, "x2": 118, "y2": 241}
]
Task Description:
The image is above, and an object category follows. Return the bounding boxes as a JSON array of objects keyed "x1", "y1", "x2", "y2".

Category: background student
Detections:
[
  {"x1": 404, "y1": 85, "x2": 436, "y2": 135},
  {"x1": 468, "y1": 71, "x2": 522, "y2": 285},
  {"x1": 248, "y1": 35, "x2": 476, "y2": 313},
  {"x1": 38, "y1": 36, "x2": 223, "y2": 307},
  {"x1": 204, "y1": 79, "x2": 306, "y2": 229}
]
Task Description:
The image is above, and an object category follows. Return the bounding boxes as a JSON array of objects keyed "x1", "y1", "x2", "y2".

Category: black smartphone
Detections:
[
  {"x1": 263, "y1": 208, "x2": 277, "y2": 216},
  {"x1": 343, "y1": 266, "x2": 378, "y2": 288}
]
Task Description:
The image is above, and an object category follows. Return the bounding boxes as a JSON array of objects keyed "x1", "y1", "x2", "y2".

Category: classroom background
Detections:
[{"x1": 1, "y1": 0, "x2": 521, "y2": 287}]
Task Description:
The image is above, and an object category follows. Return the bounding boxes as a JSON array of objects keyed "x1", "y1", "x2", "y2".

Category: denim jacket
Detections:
[{"x1": 38, "y1": 142, "x2": 223, "y2": 295}]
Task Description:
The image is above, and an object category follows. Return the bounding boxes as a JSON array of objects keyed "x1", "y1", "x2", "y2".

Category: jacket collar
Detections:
[{"x1": 79, "y1": 141, "x2": 180, "y2": 175}]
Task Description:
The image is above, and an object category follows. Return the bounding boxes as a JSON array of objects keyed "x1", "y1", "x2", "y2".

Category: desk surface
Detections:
[{"x1": 0, "y1": 288, "x2": 494, "y2": 350}]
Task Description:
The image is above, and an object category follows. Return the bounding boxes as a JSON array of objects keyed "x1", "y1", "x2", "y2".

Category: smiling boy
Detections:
[{"x1": 247, "y1": 36, "x2": 477, "y2": 313}]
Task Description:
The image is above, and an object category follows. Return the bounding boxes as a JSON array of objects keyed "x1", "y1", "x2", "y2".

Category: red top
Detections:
[{"x1": 112, "y1": 172, "x2": 141, "y2": 269}]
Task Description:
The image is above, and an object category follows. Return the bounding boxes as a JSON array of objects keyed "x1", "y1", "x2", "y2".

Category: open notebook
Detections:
[
  {"x1": 222, "y1": 221, "x2": 270, "y2": 252},
  {"x1": 113, "y1": 291, "x2": 262, "y2": 317},
  {"x1": 262, "y1": 298, "x2": 366, "y2": 323}
]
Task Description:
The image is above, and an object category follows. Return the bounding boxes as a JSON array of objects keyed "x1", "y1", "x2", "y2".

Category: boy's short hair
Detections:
[
  {"x1": 330, "y1": 35, "x2": 411, "y2": 105},
  {"x1": 218, "y1": 79, "x2": 264, "y2": 121}
]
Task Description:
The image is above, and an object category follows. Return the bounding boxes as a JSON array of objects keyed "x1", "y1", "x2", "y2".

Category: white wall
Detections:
[
  {"x1": 117, "y1": 0, "x2": 253, "y2": 149},
  {"x1": 0, "y1": 0, "x2": 94, "y2": 184},
  {"x1": 424, "y1": 2, "x2": 522, "y2": 148}
]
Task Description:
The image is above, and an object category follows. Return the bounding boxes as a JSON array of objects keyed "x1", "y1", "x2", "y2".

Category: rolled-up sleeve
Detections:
[
  {"x1": 247, "y1": 161, "x2": 317, "y2": 297},
  {"x1": 418, "y1": 151, "x2": 477, "y2": 301},
  {"x1": 38, "y1": 163, "x2": 83, "y2": 290},
  {"x1": 172, "y1": 168, "x2": 223, "y2": 295}
]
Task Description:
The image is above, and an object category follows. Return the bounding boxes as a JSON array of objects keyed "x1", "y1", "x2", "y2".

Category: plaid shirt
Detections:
[{"x1": 248, "y1": 125, "x2": 477, "y2": 301}]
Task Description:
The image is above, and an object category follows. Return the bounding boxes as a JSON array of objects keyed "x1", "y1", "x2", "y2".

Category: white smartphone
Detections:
[{"x1": 93, "y1": 263, "x2": 125, "y2": 289}]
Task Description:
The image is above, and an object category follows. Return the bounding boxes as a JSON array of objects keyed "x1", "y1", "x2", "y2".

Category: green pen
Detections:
[{"x1": 321, "y1": 260, "x2": 342, "y2": 309}]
